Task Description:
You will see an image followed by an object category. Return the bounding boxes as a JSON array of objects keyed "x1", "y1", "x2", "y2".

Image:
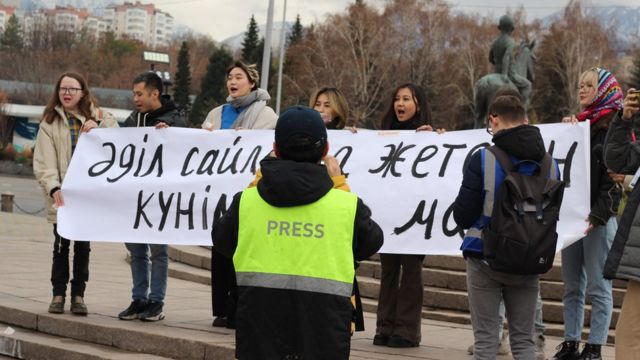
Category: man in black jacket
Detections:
[
  {"x1": 212, "y1": 106, "x2": 383, "y2": 360},
  {"x1": 118, "y1": 72, "x2": 186, "y2": 322},
  {"x1": 453, "y1": 95, "x2": 552, "y2": 360}
]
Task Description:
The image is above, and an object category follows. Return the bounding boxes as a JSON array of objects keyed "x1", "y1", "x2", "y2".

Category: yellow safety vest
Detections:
[{"x1": 234, "y1": 187, "x2": 358, "y2": 298}]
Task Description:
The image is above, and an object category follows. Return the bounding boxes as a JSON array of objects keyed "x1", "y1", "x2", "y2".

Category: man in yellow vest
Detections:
[{"x1": 212, "y1": 105, "x2": 383, "y2": 360}]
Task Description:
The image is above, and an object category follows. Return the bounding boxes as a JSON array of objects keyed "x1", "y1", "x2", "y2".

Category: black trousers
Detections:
[
  {"x1": 375, "y1": 254, "x2": 424, "y2": 343},
  {"x1": 51, "y1": 224, "x2": 90, "y2": 297},
  {"x1": 211, "y1": 248, "x2": 237, "y2": 323}
]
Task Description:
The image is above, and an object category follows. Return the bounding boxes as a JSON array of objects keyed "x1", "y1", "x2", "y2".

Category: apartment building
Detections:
[
  {"x1": 9, "y1": 1, "x2": 173, "y2": 48},
  {"x1": 103, "y1": 1, "x2": 173, "y2": 48},
  {"x1": 0, "y1": 3, "x2": 16, "y2": 33}
]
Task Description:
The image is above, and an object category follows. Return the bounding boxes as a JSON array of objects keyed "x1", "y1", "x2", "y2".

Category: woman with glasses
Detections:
[
  {"x1": 373, "y1": 83, "x2": 437, "y2": 348},
  {"x1": 552, "y1": 68, "x2": 623, "y2": 360},
  {"x1": 33, "y1": 71, "x2": 118, "y2": 316}
]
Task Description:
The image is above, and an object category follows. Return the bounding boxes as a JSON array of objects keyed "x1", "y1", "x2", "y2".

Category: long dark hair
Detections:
[
  {"x1": 43, "y1": 71, "x2": 97, "y2": 124},
  {"x1": 379, "y1": 83, "x2": 432, "y2": 130}
]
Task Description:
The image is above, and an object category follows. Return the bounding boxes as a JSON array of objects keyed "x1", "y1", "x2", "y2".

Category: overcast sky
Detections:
[{"x1": 157, "y1": 0, "x2": 640, "y2": 42}]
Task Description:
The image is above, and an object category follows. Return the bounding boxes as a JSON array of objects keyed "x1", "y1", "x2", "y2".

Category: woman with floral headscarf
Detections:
[{"x1": 552, "y1": 68, "x2": 624, "y2": 360}]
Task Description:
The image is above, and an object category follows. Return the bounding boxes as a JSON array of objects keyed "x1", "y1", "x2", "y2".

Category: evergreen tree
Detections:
[
  {"x1": 630, "y1": 53, "x2": 640, "y2": 90},
  {"x1": 173, "y1": 41, "x2": 192, "y2": 115},
  {"x1": 256, "y1": 37, "x2": 266, "y2": 66},
  {"x1": 242, "y1": 15, "x2": 261, "y2": 65},
  {"x1": 189, "y1": 45, "x2": 233, "y2": 127},
  {"x1": 288, "y1": 14, "x2": 303, "y2": 45},
  {"x1": 1, "y1": 14, "x2": 24, "y2": 51}
]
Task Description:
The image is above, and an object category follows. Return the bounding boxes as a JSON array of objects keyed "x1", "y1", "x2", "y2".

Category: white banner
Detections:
[{"x1": 58, "y1": 123, "x2": 590, "y2": 255}]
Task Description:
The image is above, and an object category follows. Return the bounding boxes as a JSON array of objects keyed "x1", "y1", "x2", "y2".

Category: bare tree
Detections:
[{"x1": 533, "y1": 0, "x2": 617, "y2": 123}]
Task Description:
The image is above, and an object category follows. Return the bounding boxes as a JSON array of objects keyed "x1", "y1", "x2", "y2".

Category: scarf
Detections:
[
  {"x1": 576, "y1": 67, "x2": 623, "y2": 125},
  {"x1": 226, "y1": 88, "x2": 271, "y2": 129},
  {"x1": 389, "y1": 116, "x2": 420, "y2": 130}
]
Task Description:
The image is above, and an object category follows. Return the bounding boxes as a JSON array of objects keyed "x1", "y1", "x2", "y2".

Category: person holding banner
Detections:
[
  {"x1": 602, "y1": 88, "x2": 640, "y2": 360},
  {"x1": 212, "y1": 105, "x2": 383, "y2": 359},
  {"x1": 201, "y1": 61, "x2": 277, "y2": 131},
  {"x1": 552, "y1": 68, "x2": 622, "y2": 360},
  {"x1": 310, "y1": 87, "x2": 349, "y2": 129},
  {"x1": 308, "y1": 86, "x2": 367, "y2": 333},
  {"x1": 373, "y1": 83, "x2": 435, "y2": 348},
  {"x1": 200, "y1": 61, "x2": 277, "y2": 329},
  {"x1": 33, "y1": 71, "x2": 118, "y2": 315},
  {"x1": 118, "y1": 72, "x2": 187, "y2": 322}
]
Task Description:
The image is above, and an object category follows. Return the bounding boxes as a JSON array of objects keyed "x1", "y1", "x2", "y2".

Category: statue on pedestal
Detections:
[{"x1": 473, "y1": 15, "x2": 535, "y2": 129}]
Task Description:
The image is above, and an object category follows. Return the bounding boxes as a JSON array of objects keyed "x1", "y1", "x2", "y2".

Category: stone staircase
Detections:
[
  {"x1": 167, "y1": 246, "x2": 625, "y2": 343},
  {"x1": 0, "y1": 290, "x2": 236, "y2": 360}
]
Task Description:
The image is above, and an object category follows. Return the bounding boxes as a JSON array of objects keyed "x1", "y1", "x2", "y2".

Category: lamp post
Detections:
[
  {"x1": 260, "y1": 0, "x2": 275, "y2": 91},
  {"x1": 275, "y1": 0, "x2": 288, "y2": 115}
]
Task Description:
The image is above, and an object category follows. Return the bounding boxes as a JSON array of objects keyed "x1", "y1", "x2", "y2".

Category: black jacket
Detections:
[
  {"x1": 212, "y1": 159, "x2": 383, "y2": 360},
  {"x1": 603, "y1": 113, "x2": 640, "y2": 282},
  {"x1": 453, "y1": 125, "x2": 547, "y2": 231},
  {"x1": 589, "y1": 113, "x2": 620, "y2": 225},
  {"x1": 124, "y1": 98, "x2": 186, "y2": 128}
]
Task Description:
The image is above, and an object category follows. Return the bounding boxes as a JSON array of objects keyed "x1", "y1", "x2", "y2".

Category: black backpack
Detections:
[{"x1": 482, "y1": 146, "x2": 565, "y2": 275}]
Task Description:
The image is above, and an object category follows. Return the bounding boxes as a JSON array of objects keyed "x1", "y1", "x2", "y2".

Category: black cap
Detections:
[{"x1": 275, "y1": 105, "x2": 327, "y2": 147}]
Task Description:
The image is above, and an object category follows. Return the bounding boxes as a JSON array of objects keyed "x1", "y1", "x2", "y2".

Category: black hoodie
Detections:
[
  {"x1": 212, "y1": 158, "x2": 383, "y2": 360},
  {"x1": 124, "y1": 98, "x2": 186, "y2": 128},
  {"x1": 453, "y1": 124, "x2": 547, "y2": 229}
]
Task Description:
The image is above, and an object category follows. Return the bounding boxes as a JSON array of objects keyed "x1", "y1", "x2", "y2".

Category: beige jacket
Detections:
[
  {"x1": 201, "y1": 104, "x2": 277, "y2": 130},
  {"x1": 33, "y1": 105, "x2": 119, "y2": 223}
]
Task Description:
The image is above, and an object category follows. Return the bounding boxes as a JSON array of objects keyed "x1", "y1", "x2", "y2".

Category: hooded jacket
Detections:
[
  {"x1": 453, "y1": 125, "x2": 548, "y2": 256},
  {"x1": 212, "y1": 159, "x2": 383, "y2": 360},
  {"x1": 124, "y1": 98, "x2": 186, "y2": 128},
  {"x1": 602, "y1": 114, "x2": 640, "y2": 282}
]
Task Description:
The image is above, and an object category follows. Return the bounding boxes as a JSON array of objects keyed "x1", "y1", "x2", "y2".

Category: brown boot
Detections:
[
  {"x1": 70, "y1": 296, "x2": 88, "y2": 316},
  {"x1": 48, "y1": 296, "x2": 65, "y2": 314}
]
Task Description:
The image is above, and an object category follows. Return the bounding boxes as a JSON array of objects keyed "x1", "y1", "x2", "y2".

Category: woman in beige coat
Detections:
[
  {"x1": 201, "y1": 61, "x2": 277, "y2": 131},
  {"x1": 201, "y1": 61, "x2": 277, "y2": 328},
  {"x1": 33, "y1": 71, "x2": 118, "y2": 315}
]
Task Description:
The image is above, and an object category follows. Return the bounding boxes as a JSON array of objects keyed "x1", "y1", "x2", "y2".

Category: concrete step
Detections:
[
  {"x1": 0, "y1": 323, "x2": 172, "y2": 359},
  {"x1": 0, "y1": 293, "x2": 235, "y2": 360},
  {"x1": 171, "y1": 247, "x2": 628, "y2": 291},
  {"x1": 169, "y1": 260, "x2": 211, "y2": 286},
  {"x1": 356, "y1": 276, "x2": 620, "y2": 329},
  {"x1": 361, "y1": 298, "x2": 617, "y2": 344},
  {"x1": 357, "y1": 263, "x2": 627, "y2": 307},
  {"x1": 168, "y1": 246, "x2": 212, "y2": 271},
  {"x1": 358, "y1": 259, "x2": 628, "y2": 290},
  {"x1": 167, "y1": 257, "x2": 621, "y2": 331},
  {"x1": 167, "y1": 246, "x2": 625, "y2": 335}
]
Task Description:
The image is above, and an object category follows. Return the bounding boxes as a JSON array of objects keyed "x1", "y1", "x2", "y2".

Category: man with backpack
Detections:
[{"x1": 453, "y1": 94, "x2": 564, "y2": 360}]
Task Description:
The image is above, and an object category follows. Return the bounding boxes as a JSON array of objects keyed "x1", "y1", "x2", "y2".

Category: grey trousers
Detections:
[{"x1": 466, "y1": 258, "x2": 538, "y2": 360}]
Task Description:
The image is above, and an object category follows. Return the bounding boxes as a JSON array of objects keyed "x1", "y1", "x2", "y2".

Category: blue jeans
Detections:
[
  {"x1": 125, "y1": 243, "x2": 168, "y2": 303},
  {"x1": 561, "y1": 217, "x2": 616, "y2": 345}
]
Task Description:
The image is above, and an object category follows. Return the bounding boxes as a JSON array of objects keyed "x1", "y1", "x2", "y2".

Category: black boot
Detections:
[
  {"x1": 552, "y1": 341, "x2": 580, "y2": 360},
  {"x1": 579, "y1": 344, "x2": 602, "y2": 360}
]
